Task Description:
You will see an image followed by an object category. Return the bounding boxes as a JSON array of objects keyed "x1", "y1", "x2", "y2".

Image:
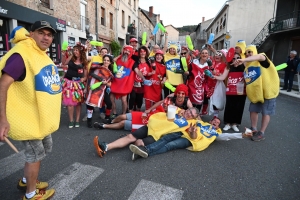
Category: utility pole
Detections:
[{"x1": 95, "y1": 0, "x2": 98, "y2": 41}]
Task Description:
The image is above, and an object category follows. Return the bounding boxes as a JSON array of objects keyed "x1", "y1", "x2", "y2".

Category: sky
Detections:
[{"x1": 139, "y1": 0, "x2": 227, "y2": 27}]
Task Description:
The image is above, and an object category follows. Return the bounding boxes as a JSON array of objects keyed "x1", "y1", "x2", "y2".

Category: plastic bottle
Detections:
[{"x1": 208, "y1": 33, "x2": 215, "y2": 45}]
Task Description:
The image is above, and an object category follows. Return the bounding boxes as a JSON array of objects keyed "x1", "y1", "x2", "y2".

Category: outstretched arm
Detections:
[{"x1": 162, "y1": 33, "x2": 168, "y2": 54}]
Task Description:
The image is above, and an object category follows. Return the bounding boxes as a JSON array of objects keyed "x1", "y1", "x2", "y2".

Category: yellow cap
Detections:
[
  {"x1": 169, "y1": 44, "x2": 178, "y2": 52},
  {"x1": 245, "y1": 45, "x2": 258, "y2": 55},
  {"x1": 235, "y1": 40, "x2": 246, "y2": 54}
]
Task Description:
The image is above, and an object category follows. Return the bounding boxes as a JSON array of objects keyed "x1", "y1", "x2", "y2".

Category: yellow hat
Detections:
[
  {"x1": 235, "y1": 40, "x2": 246, "y2": 54},
  {"x1": 245, "y1": 45, "x2": 258, "y2": 55},
  {"x1": 169, "y1": 44, "x2": 178, "y2": 52}
]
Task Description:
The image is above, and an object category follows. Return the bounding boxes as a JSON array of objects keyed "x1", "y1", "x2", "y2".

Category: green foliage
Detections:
[
  {"x1": 110, "y1": 40, "x2": 121, "y2": 57},
  {"x1": 177, "y1": 25, "x2": 198, "y2": 33}
]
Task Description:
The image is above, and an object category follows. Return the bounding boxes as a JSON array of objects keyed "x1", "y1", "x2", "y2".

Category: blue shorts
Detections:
[
  {"x1": 249, "y1": 98, "x2": 276, "y2": 115},
  {"x1": 22, "y1": 134, "x2": 53, "y2": 163},
  {"x1": 124, "y1": 113, "x2": 132, "y2": 131}
]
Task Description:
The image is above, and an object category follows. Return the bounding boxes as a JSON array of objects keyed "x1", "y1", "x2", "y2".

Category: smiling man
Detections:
[{"x1": 0, "y1": 21, "x2": 61, "y2": 199}]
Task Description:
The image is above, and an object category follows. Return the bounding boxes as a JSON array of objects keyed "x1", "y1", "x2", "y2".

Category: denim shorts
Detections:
[
  {"x1": 124, "y1": 113, "x2": 132, "y2": 131},
  {"x1": 249, "y1": 98, "x2": 276, "y2": 115},
  {"x1": 22, "y1": 134, "x2": 53, "y2": 163}
]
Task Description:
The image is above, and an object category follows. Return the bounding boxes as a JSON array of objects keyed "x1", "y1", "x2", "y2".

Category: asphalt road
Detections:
[{"x1": 1, "y1": 94, "x2": 300, "y2": 200}]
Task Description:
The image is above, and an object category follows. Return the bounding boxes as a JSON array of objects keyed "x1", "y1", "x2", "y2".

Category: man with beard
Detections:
[{"x1": 110, "y1": 45, "x2": 151, "y2": 118}]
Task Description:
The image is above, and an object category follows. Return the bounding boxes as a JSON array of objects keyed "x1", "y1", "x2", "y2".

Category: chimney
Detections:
[
  {"x1": 149, "y1": 6, "x2": 153, "y2": 17},
  {"x1": 202, "y1": 17, "x2": 205, "y2": 22}
]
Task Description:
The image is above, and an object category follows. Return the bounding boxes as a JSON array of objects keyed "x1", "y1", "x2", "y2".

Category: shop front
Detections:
[{"x1": 0, "y1": 1, "x2": 66, "y2": 63}]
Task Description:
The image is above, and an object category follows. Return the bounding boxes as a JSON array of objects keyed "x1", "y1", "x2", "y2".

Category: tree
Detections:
[{"x1": 110, "y1": 40, "x2": 121, "y2": 57}]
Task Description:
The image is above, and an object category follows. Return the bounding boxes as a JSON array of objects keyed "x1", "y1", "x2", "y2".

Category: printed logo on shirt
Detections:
[
  {"x1": 166, "y1": 59, "x2": 180, "y2": 72},
  {"x1": 244, "y1": 66, "x2": 261, "y2": 85},
  {"x1": 173, "y1": 114, "x2": 188, "y2": 127},
  {"x1": 197, "y1": 122, "x2": 219, "y2": 138},
  {"x1": 35, "y1": 64, "x2": 62, "y2": 94},
  {"x1": 115, "y1": 65, "x2": 131, "y2": 79}
]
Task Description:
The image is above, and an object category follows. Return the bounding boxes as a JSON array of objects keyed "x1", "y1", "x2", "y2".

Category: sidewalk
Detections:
[{"x1": 279, "y1": 89, "x2": 300, "y2": 99}]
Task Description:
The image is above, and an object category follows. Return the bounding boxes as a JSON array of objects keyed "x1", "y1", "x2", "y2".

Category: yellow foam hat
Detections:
[
  {"x1": 235, "y1": 40, "x2": 246, "y2": 54},
  {"x1": 245, "y1": 45, "x2": 258, "y2": 55},
  {"x1": 169, "y1": 44, "x2": 178, "y2": 52},
  {"x1": 9, "y1": 26, "x2": 30, "y2": 44}
]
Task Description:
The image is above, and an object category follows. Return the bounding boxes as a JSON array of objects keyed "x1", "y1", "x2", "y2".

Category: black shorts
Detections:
[{"x1": 132, "y1": 125, "x2": 155, "y2": 146}]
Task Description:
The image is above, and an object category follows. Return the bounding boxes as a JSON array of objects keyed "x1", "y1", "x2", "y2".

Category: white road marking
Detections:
[
  {"x1": 48, "y1": 162, "x2": 104, "y2": 200},
  {"x1": 128, "y1": 179, "x2": 184, "y2": 200},
  {"x1": 0, "y1": 150, "x2": 25, "y2": 180}
]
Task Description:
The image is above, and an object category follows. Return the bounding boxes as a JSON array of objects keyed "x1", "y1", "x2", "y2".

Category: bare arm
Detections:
[
  {"x1": 162, "y1": 33, "x2": 168, "y2": 54},
  {"x1": 207, "y1": 44, "x2": 217, "y2": 54},
  {"x1": 134, "y1": 67, "x2": 146, "y2": 81},
  {"x1": 214, "y1": 68, "x2": 229, "y2": 81},
  {"x1": 0, "y1": 74, "x2": 14, "y2": 141},
  {"x1": 145, "y1": 35, "x2": 154, "y2": 49},
  {"x1": 144, "y1": 100, "x2": 164, "y2": 114},
  {"x1": 235, "y1": 54, "x2": 266, "y2": 66}
]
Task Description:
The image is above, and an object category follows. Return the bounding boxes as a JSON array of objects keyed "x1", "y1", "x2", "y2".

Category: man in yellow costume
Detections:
[
  {"x1": 0, "y1": 21, "x2": 61, "y2": 199},
  {"x1": 234, "y1": 45, "x2": 279, "y2": 141}
]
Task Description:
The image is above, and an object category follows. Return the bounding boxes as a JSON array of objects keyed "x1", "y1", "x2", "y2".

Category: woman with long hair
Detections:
[
  {"x1": 62, "y1": 42, "x2": 88, "y2": 128},
  {"x1": 214, "y1": 53, "x2": 246, "y2": 131},
  {"x1": 143, "y1": 50, "x2": 166, "y2": 110},
  {"x1": 128, "y1": 46, "x2": 152, "y2": 112},
  {"x1": 85, "y1": 54, "x2": 114, "y2": 127}
]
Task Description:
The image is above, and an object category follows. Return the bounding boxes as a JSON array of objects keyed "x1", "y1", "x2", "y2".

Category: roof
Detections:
[
  {"x1": 140, "y1": 8, "x2": 163, "y2": 25},
  {"x1": 206, "y1": 1, "x2": 230, "y2": 30},
  {"x1": 165, "y1": 24, "x2": 179, "y2": 32}
]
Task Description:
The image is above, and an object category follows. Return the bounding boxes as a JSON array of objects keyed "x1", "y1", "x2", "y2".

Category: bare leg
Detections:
[
  {"x1": 107, "y1": 134, "x2": 137, "y2": 150},
  {"x1": 121, "y1": 95, "x2": 128, "y2": 114},
  {"x1": 24, "y1": 161, "x2": 40, "y2": 193},
  {"x1": 260, "y1": 115, "x2": 270, "y2": 133},
  {"x1": 67, "y1": 106, "x2": 74, "y2": 122},
  {"x1": 250, "y1": 112, "x2": 258, "y2": 130},
  {"x1": 75, "y1": 104, "x2": 81, "y2": 122},
  {"x1": 134, "y1": 139, "x2": 145, "y2": 146},
  {"x1": 104, "y1": 121, "x2": 125, "y2": 129},
  {"x1": 112, "y1": 114, "x2": 127, "y2": 123},
  {"x1": 110, "y1": 93, "x2": 117, "y2": 114}
]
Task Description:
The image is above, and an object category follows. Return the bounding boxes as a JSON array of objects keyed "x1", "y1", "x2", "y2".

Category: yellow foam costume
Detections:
[
  {"x1": 147, "y1": 111, "x2": 191, "y2": 141},
  {"x1": 0, "y1": 26, "x2": 62, "y2": 140},
  {"x1": 182, "y1": 120, "x2": 222, "y2": 151},
  {"x1": 236, "y1": 40, "x2": 246, "y2": 59},
  {"x1": 165, "y1": 44, "x2": 183, "y2": 86},
  {"x1": 244, "y1": 45, "x2": 279, "y2": 103},
  {"x1": 87, "y1": 55, "x2": 103, "y2": 72}
]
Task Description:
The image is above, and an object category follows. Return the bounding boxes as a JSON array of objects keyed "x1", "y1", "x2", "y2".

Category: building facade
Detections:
[
  {"x1": 165, "y1": 25, "x2": 179, "y2": 43},
  {"x1": 138, "y1": 8, "x2": 154, "y2": 48},
  {"x1": 206, "y1": 0, "x2": 276, "y2": 50},
  {"x1": 115, "y1": 0, "x2": 139, "y2": 47},
  {"x1": 0, "y1": 0, "x2": 118, "y2": 62}
]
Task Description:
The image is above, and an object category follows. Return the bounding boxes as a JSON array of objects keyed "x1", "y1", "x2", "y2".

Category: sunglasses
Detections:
[
  {"x1": 216, "y1": 52, "x2": 223, "y2": 57},
  {"x1": 245, "y1": 51, "x2": 253, "y2": 54},
  {"x1": 181, "y1": 52, "x2": 187, "y2": 55},
  {"x1": 232, "y1": 57, "x2": 241, "y2": 60}
]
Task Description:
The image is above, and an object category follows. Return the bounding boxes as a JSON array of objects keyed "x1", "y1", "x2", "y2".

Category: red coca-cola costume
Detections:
[
  {"x1": 206, "y1": 61, "x2": 226, "y2": 97},
  {"x1": 187, "y1": 59, "x2": 209, "y2": 105},
  {"x1": 110, "y1": 45, "x2": 135, "y2": 98},
  {"x1": 144, "y1": 61, "x2": 166, "y2": 106},
  {"x1": 131, "y1": 105, "x2": 165, "y2": 132},
  {"x1": 226, "y1": 72, "x2": 246, "y2": 95}
]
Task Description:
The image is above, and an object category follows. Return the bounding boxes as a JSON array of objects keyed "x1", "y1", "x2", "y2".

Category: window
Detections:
[
  {"x1": 109, "y1": 13, "x2": 113, "y2": 29},
  {"x1": 122, "y1": 10, "x2": 125, "y2": 27},
  {"x1": 128, "y1": 16, "x2": 131, "y2": 27},
  {"x1": 40, "y1": 0, "x2": 50, "y2": 8},
  {"x1": 223, "y1": 14, "x2": 226, "y2": 28},
  {"x1": 133, "y1": 0, "x2": 136, "y2": 10},
  {"x1": 80, "y1": 1, "x2": 87, "y2": 31},
  {"x1": 101, "y1": 7, "x2": 105, "y2": 26},
  {"x1": 110, "y1": 0, "x2": 113, "y2": 4}
]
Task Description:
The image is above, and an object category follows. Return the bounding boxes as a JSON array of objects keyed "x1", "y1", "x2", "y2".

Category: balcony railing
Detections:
[
  {"x1": 252, "y1": 10, "x2": 300, "y2": 47},
  {"x1": 80, "y1": 15, "x2": 90, "y2": 32},
  {"x1": 127, "y1": 26, "x2": 137, "y2": 36}
]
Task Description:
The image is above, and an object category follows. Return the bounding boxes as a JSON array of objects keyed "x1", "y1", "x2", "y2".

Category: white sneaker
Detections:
[
  {"x1": 82, "y1": 115, "x2": 87, "y2": 122},
  {"x1": 232, "y1": 125, "x2": 239, "y2": 132},
  {"x1": 223, "y1": 124, "x2": 231, "y2": 131}
]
